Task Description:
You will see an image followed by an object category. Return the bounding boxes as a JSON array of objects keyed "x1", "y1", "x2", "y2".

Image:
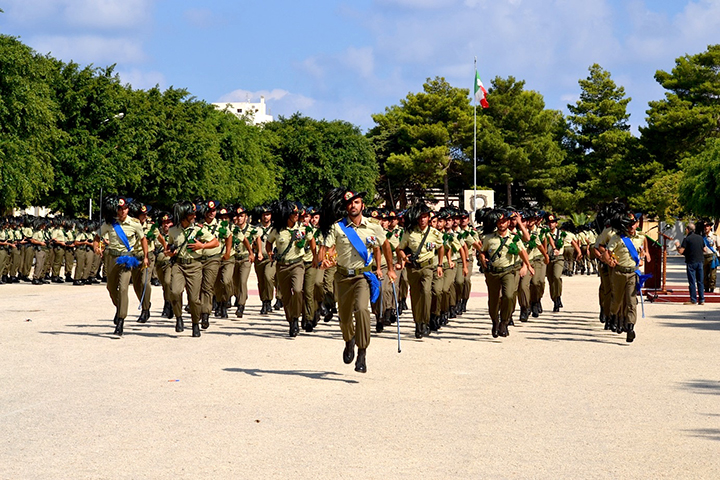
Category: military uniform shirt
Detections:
[
  {"x1": 482, "y1": 231, "x2": 526, "y2": 269},
  {"x1": 397, "y1": 226, "x2": 443, "y2": 265},
  {"x1": 267, "y1": 227, "x2": 306, "y2": 263},
  {"x1": 201, "y1": 218, "x2": 223, "y2": 256},
  {"x1": 98, "y1": 218, "x2": 145, "y2": 255},
  {"x1": 323, "y1": 217, "x2": 385, "y2": 270},
  {"x1": 167, "y1": 224, "x2": 215, "y2": 261},
  {"x1": 606, "y1": 232, "x2": 644, "y2": 269}
]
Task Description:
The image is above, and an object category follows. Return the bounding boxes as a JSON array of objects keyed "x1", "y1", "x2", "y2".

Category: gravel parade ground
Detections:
[{"x1": 1, "y1": 257, "x2": 718, "y2": 479}]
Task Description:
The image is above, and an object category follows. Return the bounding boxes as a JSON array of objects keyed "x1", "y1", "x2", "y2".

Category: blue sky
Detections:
[{"x1": 2, "y1": 0, "x2": 719, "y2": 134}]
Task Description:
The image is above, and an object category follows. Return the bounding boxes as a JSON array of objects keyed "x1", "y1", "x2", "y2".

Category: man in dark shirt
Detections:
[{"x1": 675, "y1": 223, "x2": 705, "y2": 304}]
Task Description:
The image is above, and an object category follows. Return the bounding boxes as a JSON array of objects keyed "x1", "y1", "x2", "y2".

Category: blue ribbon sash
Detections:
[
  {"x1": 112, "y1": 220, "x2": 141, "y2": 269},
  {"x1": 341, "y1": 218, "x2": 381, "y2": 303}
]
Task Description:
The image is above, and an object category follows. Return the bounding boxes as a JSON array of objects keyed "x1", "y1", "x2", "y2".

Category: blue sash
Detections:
[
  {"x1": 112, "y1": 220, "x2": 141, "y2": 269},
  {"x1": 703, "y1": 237, "x2": 720, "y2": 269},
  {"x1": 340, "y1": 218, "x2": 381, "y2": 303},
  {"x1": 621, "y1": 236, "x2": 652, "y2": 318}
]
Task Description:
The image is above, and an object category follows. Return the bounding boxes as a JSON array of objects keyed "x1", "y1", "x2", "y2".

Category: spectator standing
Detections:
[{"x1": 675, "y1": 223, "x2": 705, "y2": 305}]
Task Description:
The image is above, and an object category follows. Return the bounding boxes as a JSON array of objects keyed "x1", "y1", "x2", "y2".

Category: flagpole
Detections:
[{"x1": 473, "y1": 56, "x2": 477, "y2": 221}]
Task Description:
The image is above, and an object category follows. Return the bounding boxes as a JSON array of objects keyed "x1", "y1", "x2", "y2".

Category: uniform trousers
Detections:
[
  {"x1": 214, "y1": 257, "x2": 236, "y2": 304},
  {"x1": 106, "y1": 256, "x2": 132, "y2": 320},
  {"x1": 610, "y1": 269, "x2": 637, "y2": 327},
  {"x1": 335, "y1": 272, "x2": 371, "y2": 349},
  {"x1": 598, "y1": 263, "x2": 613, "y2": 316},
  {"x1": 64, "y1": 248, "x2": 75, "y2": 277},
  {"x1": 485, "y1": 268, "x2": 520, "y2": 326},
  {"x1": 547, "y1": 256, "x2": 564, "y2": 300},
  {"x1": 155, "y1": 259, "x2": 176, "y2": 314},
  {"x1": 398, "y1": 267, "x2": 409, "y2": 300},
  {"x1": 130, "y1": 262, "x2": 152, "y2": 310},
  {"x1": 21, "y1": 245, "x2": 34, "y2": 277},
  {"x1": 529, "y1": 258, "x2": 547, "y2": 304},
  {"x1": 407, "y1": 264, "x2": 435, "y2": 325},
  {"x1": 703, "y1": 254, "x2": 717, "y2": 292},
  {"x1": 170, "y1": 261, "x2": 203, "y2": 324},
  {"x1": 563, "y1": 246, "x2": 575, "y2": 274},
  {"x1": 199, "y1": 257, "x2": 220, "y2": 315},
  {"x1": 232, "y1": 258, "x2": 252, "y2": 307},
  {"x1": 453, "y1": 260, "x2": 464, "y2": 306},
  {"x1": 254, "y1": 258, "x2": 275, "y2": 302},
  {"x1": 33, "y1": 248, "x2": 48, "y2": 280},
  {"x1": 51, "y1": 246, "x2": 66, "y2": 277},
  {"x1": 322, "y1": 266, "x2": 337, "y2": 307},
  {"x1": 303, "y1": 263, "x2": 319, "y2": 321},
  {"x1": 372, "y1": 264, "x2": 389, "y2": 318},
  {"x1": 277, "y1": 261, "x2": 304, "y2": 323},
  {"x1": 440, "y1": 265, "x2": 455, "y2": 313},
  {"x1": 0, "y1": 248, "x2": 8, "y2": 276},
  {"x1": 10, "y1": 246, "x2": 21, "y2": 277},
  {"x1": 74, "y1": 248, "x2": 92, "y2": 281}
]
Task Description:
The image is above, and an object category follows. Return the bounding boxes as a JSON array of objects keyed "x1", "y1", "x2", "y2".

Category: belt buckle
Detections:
[{"x1": 347, "y1": 268, "x2": 356, "y2": 276}]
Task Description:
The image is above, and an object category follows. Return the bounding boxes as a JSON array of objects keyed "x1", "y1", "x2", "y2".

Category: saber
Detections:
[
  {"x1": 138, "y1": 265, "x2": 149, "y2": 310},
  {"x1": 392, "y1": 281, "x2": 401, "y2": 353}
]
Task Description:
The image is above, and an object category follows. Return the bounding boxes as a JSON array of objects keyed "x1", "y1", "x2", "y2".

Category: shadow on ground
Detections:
[{"x1": 223, "y1": 367, "x2": 359, "y2": 384}]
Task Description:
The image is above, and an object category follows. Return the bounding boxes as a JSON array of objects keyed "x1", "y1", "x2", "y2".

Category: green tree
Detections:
[
  {"x1": 565, "y1": 64, "x2": 649, "y2": 211},
  {"x1": 367, "y1": 77, "x2": 472, "y2": 208},
  {"x1": 264, "y1": 113, "x2": 377, "y2": 206},
  {"x1": 475, "y1": 76, "x2": 567, "y2": 207},
  {"x1": 641, "y1": 44, "x2": 720, "y2": 170},
  {"x1": 0, "y1": 35, "x2": 60, "y2": 210},
  {"x1": 678, "y1": 138, "x2": 720, "y2": 217}
]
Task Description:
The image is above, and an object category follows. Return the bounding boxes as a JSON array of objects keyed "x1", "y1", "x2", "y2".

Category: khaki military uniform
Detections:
[
  {"x1": 397, "y1": 226, "x2": 443, "y2": 327},
  {"x1": 323, "y1": 217, "x2": 385, "y2": 349},
  {"x1": 594, "y1": 227, "x2": 615, "y2": 318},
  {"x1": 232, "y1": 223, "x2": 254, "y2": 310},
  {"x1": 606, "y1": 232, "x2": 644, "y2": 328},
  {"x1": 128, "y1": 218, "x2": 152, "y2": 311},
  {"x1": 254, "y1": 224, "x2": 276, "y2": 303},
  {"x1": 98, "y1": 218, "x2": 145, "y2": 320},
  {"x1": 267, "y1": 226, "x2": 306, "y2": 324},
  {"x1": 211, "y1": 220, "x2": 235, "y2": 313},
  {"x1": 519, "y1": 227, "x2": 548, "y2": 312},
  {"x1": 546, "y1": 228, "x2": 566, "y2": 301},
  {"x1": 483, "y1": 231, "x2": 525, "y2": 331},
  {"x1": 168, "y1": 224, "x2": 215, "y2": 324}
]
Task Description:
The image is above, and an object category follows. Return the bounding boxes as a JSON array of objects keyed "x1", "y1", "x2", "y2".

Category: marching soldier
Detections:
[
  {"x1": 479, "y1": 209, "x2": 534, "y2": 338},
  {"x1": 266, "y1": 200, "x2": 310, "y2": 337},
  {"x1": 166, "y1": 201, "x2": 219, "y2": 337},
  {"x1": 602, "y1": 212, "x2": 647, "y2": 343},
  {"x1": 230, "y1": 205, "x2": 255, "y2": 318},
  {"x1": 319, "y1": 188, "x2": 396, "y2": 373},
  {"x1": 395, "y1": 201, "x2": 444, "y2": 339},
  {"x1": 93, "y1": 196, "x2": 149, "y2": 336}
]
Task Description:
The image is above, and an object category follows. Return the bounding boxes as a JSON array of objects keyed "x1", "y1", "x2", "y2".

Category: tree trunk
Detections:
[{"x1": 506, "y1": 182, "x2": 512, "y2": 206}]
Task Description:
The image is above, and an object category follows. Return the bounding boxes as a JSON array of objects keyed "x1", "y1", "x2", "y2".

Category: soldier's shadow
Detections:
[{"x1": 223, "y1": 367, "x2": 359, "y2": 384}]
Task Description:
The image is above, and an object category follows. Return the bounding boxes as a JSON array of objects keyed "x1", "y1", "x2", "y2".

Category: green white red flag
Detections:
[{"x1": 474, "y1": 70, "x2": 489, "y2": 108}]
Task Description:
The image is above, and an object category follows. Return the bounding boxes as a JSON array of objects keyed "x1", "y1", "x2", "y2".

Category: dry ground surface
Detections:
[{"x1": 1, "y1": 257, "x2": 719, "y2": 479}]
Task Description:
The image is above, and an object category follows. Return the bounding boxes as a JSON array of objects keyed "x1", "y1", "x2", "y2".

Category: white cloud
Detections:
[
  {"x1": 30, "y1": 35, "x2": 147, "y2": 64},
  {"x1": 117, "y1": 69, "x2": 166, "y2": 90},
  {"x1": 3, "y1": 0, "x2": 154, "y2": 30},
  {"x1": 375, "y1": 0, "x2": 459, "y2": 8}
]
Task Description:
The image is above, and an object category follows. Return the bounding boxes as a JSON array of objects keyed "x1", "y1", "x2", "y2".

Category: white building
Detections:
[{"x1": 212, "y1": 96, "x2": 273, "y2": 125}]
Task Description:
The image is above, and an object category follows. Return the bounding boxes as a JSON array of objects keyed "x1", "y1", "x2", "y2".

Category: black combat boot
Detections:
[
  {"x1": 355, "y1": 348, "x2": 367, "y2": 373},
  {"x1": 114, "y1": 317, "x2": 124, "y2": 336},
  {"x1": 192, "y1": 323, "x2": 201, "y2": 337},
  {"x1": 175, "y1": 316, "x2": 184, "y2": 333}
]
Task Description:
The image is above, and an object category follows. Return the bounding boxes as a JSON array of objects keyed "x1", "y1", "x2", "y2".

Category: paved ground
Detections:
[{"x1": 1, "y1": 257, "x2": 718, "y2": 479}]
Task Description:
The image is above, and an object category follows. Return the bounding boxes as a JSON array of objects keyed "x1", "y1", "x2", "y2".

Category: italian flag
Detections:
[{"x1": 474, "y1": 70, "x2": 489, "y2": 108}]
